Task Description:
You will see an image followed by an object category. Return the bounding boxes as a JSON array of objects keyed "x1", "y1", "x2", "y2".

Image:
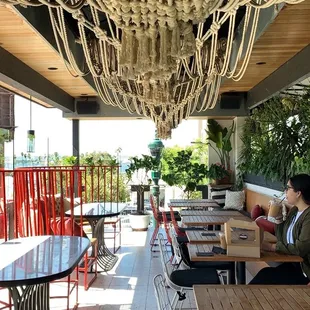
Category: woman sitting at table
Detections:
[{"x1": 250, "y1": 173, "x2": 310, "y2": 285}]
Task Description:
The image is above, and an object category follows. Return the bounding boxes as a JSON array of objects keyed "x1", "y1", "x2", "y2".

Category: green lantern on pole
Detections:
[{"x1": 148, "y1": 132, "x2": 164, "y2": 207}]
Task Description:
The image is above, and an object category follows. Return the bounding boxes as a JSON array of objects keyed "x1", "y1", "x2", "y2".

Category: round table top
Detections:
[{"x1": 66, "y1": 202, "x2": 127, "y2": 218}]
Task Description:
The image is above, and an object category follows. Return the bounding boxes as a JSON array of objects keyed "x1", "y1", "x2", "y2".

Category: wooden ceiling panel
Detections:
[
  {"x1": 0, "y1": 6, "x2": 96, "y2": 99},
  {"x1": 0, "y1": 1, "x2": 309, "y2": 107},
  {"x1": 220, "y1": 1, "x2": 310, "y2": 93}
]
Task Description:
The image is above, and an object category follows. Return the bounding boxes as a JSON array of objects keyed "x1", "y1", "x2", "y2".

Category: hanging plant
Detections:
[{"x1": 238, "y1": 87, "x2": 310, "y2": 186}]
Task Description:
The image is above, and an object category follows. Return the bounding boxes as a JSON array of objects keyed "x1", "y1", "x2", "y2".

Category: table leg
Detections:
[
  {"x1": 88, "y1": 217, "x2": 118, "y2": 272},
  {"x1": 9, "y1": 283, "x2": 49, "y2": 310},
  {"x1": 236, "y1": 262, "x2": 246, "y2": 284}
]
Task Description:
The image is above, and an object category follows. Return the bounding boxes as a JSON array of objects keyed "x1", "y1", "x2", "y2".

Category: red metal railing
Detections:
[
  {"x1": 0, "y1": 169, "x2": 12, "y2": 309},
  {"x1": 1, "y1": 165, "x2": 121, "y2": 239},
  {"x1": 0, "y1": 169, "x2": 11, "y2": 242}
]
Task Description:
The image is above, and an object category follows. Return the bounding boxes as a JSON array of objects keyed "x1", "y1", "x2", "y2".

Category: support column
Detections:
[
  {"x1": 234, "y1": 117, "x2": 246, "y2": 179},
  {"x1": 72, "y1": 119, "x2": 80, "y2": 197},
  {"x1": 72, "y1": 119, "x2": 80, "y2": 165}
]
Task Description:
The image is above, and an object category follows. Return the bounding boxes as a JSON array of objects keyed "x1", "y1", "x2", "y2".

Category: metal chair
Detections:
[
  {"x1": 169, "y1": 206, "x2": 186, "y2": 238},
  {"x1": 158, "y1": 233, "x2": 220, "y2": 309},
  {"x1": 150, "y1": 196, "x2": 181, "y2": 251},
  {"x1": 169, "y1": 226, "x2": 235, "y2": 284},
  {"x1": 153, "y1": 274, "x2": 196, "y2": 310}
]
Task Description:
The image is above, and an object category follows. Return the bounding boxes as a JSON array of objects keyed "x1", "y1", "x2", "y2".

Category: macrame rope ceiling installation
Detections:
[{"x1": 0, "y1": 0, "x2": 305, "y2": 138}]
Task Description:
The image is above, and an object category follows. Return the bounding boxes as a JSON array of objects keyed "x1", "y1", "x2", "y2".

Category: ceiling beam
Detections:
[
  {"x1": 0, "y1": 47, "x2": 75, "y2": 111},
  {"x1": 247, "y1": 43, "x2": 310, "y2": 109}
]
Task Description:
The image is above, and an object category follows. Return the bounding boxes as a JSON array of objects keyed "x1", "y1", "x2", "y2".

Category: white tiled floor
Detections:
[{"x1": 50, "y1": 226, "x2": 197, "y2": 310}]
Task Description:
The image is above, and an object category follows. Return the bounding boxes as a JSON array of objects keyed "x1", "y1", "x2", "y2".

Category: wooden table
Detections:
[
  {"x1": 0, "y1": 236, "x2": 89, "y2": 310},
  {"x1": 168, "y1": 199, "x2": 220, "y2": 210},
  {"x1": 182, "y1": 215, "x2": 251, "y2": 226},
  {"x1": 188, "y1": 243, "x2": 302, "y2": 284},
  {"x1": 194, "y1": 285, "x2": 310, "y2": 310},
  {"x1": 181, "y1": 210, "x2": 242, "y2": 217},
  {"x1": 186, "y1": 230, "x2": 277, "y2": 244}
]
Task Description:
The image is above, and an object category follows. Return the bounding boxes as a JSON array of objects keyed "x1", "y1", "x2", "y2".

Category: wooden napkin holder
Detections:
[{"x1": 224, "y1": 219, "x2": 261, "y2": 258}]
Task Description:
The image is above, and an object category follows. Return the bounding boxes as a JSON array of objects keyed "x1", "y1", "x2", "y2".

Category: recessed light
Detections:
[
  {"x1": 256, "y1": 62, "x2": 266, "y2": 65},
  {"x1": 48, "y1": 67, "x2": 58, "y2": 71}
]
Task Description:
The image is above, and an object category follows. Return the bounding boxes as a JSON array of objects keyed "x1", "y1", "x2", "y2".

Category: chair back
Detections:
[
  {"x1": 169, "y1": 206, "x2": 185, "y2": 237},
  {"x1": 158, "y1": 233, "x2": 174, "y2": 278},
  {"x1": 169, "y1": 226, "x2": 189, "y2": 270},
  {"x1": 153, "y1": 274, "x2": 173, "y2": 310},
  {"x1": 161, "y1": 211, "x2": 172, "y2": 244}
]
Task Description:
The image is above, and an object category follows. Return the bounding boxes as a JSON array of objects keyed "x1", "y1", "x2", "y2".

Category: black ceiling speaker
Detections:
[
  {"x1": 220, "y1": 92, "x2": 246, "y2": 109},
  {"x1": 0, "y1": 89, "x2": 15, "y2": 129},
  {"x1": 76, "y1": 100, "x2": 100, "y2": 114}
]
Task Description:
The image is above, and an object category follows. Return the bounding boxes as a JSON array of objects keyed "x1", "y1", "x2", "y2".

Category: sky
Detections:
[{"x1": 5, "y1": 95, "x2": 206, "y2": 159}]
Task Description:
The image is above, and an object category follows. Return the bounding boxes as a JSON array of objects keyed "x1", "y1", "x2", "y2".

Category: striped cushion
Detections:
[
  {"x1": 210, "y1": 190, "x2": 226, "y2": 206},
  {"x1": 210, "y1": 186, "x2": 232, "y2": 207}
]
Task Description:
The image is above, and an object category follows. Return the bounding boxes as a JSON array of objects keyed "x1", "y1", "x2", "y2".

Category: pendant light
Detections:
[{"x1": 27, "y1": 96, "x2": 35, "y2": 153}]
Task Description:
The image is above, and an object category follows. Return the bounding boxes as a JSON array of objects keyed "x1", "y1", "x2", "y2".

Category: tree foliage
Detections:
[
  {"x1": 49, "y1": 151, "x2": 129, "y2": 202},
  {"x1": 161, "y1": 149, "x2": 209, "y2": 198},
  {"x1": 125, "y1": 154, "x2": 160, "y2": 185},
  {"x1": 238, "y1": 87, "x2": 310, "y2": 186}
]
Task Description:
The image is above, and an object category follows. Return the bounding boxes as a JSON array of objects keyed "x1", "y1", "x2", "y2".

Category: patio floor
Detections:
[
  {"x1": 1, "y1": 223, "x2": 255, "y2": 310},
  {"x1": 50, "y1": 225, "x2": 199, "y2": 310}
]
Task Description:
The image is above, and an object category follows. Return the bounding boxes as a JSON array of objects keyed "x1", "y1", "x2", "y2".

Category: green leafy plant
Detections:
[
  {"x1": 208, "y1": 163, "x2": 229, "y2": 182},
  {"x1": 126, "y1": 155, "x2": 160, "y2": 185},
  {"x1": 62, "y1": 156, "x2": 77, "y2": 166},
  {"x1": 206, "y1": 119, "x2": 235, "y2": 170},
  {"x1": 238, "y1": 87, "x2": 310, "y2": 186},
  {"x1": 161, "y1": 149, "x2": 209, "y2": 198}
]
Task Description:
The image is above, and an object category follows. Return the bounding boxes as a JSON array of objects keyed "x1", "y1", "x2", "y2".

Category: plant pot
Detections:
[
  {"x1": 129, "y1": 213, "x2": 151, "y2": 231},
  {"x1": 216, "y1": 170, "x2": 232, "y2": 185}
]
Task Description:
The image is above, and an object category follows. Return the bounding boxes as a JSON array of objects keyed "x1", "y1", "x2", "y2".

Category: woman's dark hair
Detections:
[{"x1": 289, "y1": 174, "x2": 310, "y2": 205}]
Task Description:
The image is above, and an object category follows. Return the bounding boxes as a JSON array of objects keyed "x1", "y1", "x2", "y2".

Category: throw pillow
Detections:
[
  {"x1": 255, "y1": 216, "x2": 275, "y2": 235},
  {"x1": 210, "y1": 185, "x2": 232, "y2": 208},
  {"x1": 223, "y1": 190, "x2": 245, "y2": 211},
  {"x1": 251, "y1": 204, "x2": 264, "y2": 220}
]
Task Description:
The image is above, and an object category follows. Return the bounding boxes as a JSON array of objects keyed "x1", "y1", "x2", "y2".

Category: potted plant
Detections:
[
  {"x1": 126, "y1": 155, "x2": 160, "y2": 231},
  {"x1": 206, "y1": 119, "x2": 235, "y2": 184},
  {"x1": 207, "y1": 163, "x2": 230, "y2": 185}
]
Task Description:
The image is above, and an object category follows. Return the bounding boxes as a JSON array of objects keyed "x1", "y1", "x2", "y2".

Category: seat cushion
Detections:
[
  {"x1": 170, "y1": 268, "x2": 220, "y2": 287},
  {"x1": 176, "y1": 236, "x2": 188, "y2": 244},
  {"x1": 190, "y1": 261, "x2": 234, "y2": 270}
]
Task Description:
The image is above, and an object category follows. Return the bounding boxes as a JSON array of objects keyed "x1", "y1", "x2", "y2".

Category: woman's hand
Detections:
[{"x1": 262, "y1": 241, "x2": 276, "y2": 252}]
